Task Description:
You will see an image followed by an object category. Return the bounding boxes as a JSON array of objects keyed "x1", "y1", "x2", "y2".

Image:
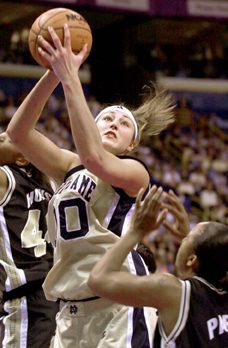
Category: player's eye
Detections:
[
  {"x1": 122, "y1": 121, "x2": 130, "y2": 127},
  {"x1": 103, "y1": 116, "x2": 112, "y2": 121}
]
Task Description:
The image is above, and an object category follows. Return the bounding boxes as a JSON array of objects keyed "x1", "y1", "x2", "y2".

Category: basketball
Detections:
[{"x1": 28, "y1": 8, "x2": 93, "y2": 69}]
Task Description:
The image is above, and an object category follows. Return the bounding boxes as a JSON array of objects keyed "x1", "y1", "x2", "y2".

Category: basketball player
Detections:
[
  {"x1": 0, "y1": 132, "x2": 59, "y2": 348},
  {"x1": 89, "y1": 187, "x2": 228, "y2": 348},
  {"x1": 6, "y1": 24, "x2": 175, "y2": 348}
]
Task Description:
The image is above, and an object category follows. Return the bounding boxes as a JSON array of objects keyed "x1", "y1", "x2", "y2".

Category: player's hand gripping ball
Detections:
[{"x1": 28, "y1": 7, "x2": 93, "y2": 69}]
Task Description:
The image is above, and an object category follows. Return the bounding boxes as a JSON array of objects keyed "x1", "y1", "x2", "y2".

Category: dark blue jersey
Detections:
[
  {"x1": 0, "y1": 165, "x2": 54, "y2": 291},
  {"x1": 154, "y1": 276, "x2": 228, "y2": 347}
]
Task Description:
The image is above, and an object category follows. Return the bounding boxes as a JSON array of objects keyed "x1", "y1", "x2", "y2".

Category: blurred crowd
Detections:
[
  {"x1": 1, "y1": 29, "x2": 228, "y2": 81},
  {"x1": 0, "y1": 88, "x2": 227, "y2": 276},
  {"x1": 135, "y1": 97, "x2": 228, "y2": 274},
  {"x1": 138, "y1": 40, "x2": 228, "y2": 80},
  {"x1": 1, "y1": 25, "x2": 228, "y2": 81}
]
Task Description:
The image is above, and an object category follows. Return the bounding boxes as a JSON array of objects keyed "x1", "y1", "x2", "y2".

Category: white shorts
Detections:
[{"x1": 51, "y1": 297, "x2": 157, "y2": 348}]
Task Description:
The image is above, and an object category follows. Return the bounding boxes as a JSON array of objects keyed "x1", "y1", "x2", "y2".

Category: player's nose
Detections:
[{"x1": 110, "y1": 119, "x2": 118, "y2": 129}]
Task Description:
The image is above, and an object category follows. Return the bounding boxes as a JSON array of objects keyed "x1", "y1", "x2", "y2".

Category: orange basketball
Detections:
[{"x1": 28, "y1": 8, "x2": 93, "y2": 69}]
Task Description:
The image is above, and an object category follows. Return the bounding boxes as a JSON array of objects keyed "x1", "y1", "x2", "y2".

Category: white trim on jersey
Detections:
[
  {"x1": 103, "y1": 192, "x2": 120, "y2": 229},
  {"x1": 126, "y1": 306, "x2": 134, "y2": 348},
  {"x1": 0, "y1": 166, "x2": 16, "y2": 207},
  {"x1": 0, "y1": 208, "x2": 27, "y2": 291},
  {"x1": 157, "y1": 280, "x2": 191, "y2": 345},
  {"x1": 0, "y1": 166, "x2": 27, "y2": 291},
  {"x1": 2, "y1": 296, "x2": 28, "y2": 348},
  {"x1": 126, "y1": 251, "x2": 136, "y2": 347},
  {"x1": 121, "y1": 204, "x2": 135, "y2": 237},
  {"x1": 20, "y1": 297, "x2": 28, "y2": 347},
  {"x1": 143, "y1": 307, "x2": 153, "y2": 348},
  {"x1": 194, "y1": 276, "x2": 227, "y2": 295},
  {"x1": 50, "y1": 179, "x2": 57, "y2": 193}
]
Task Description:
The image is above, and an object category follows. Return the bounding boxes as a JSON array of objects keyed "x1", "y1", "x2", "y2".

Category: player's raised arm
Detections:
[
  {"x1": 6, "y1": 70, "x2": 79, "y2": 184},
  {"x1": 36, "y1": 24, "x2": 175, "y2": 196},
  {"x1": 36, "y1": 27, "x2": 148, "y2": 195}
]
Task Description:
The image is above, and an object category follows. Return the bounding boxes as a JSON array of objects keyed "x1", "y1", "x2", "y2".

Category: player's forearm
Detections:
[
  {"x1": 62, "y1": 77, "x2": 105, "y2": 164},
  {"x1": 88, "y1": 230, "x2": 139, "y2": 292},
  {"x1": 7, "y1": 70, "x2": 59, "y2": 143}
]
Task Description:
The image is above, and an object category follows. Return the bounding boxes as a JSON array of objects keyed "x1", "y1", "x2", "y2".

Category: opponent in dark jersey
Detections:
[
  {"x1": 89, "y1": 188, "x2": 228, "y2": 348},
  {"x1": 0, "y1": 133, "x2": 59, "y2": 348},
  {"x1": 154, "y1": 276, "x2": 228, "y2": 347}
]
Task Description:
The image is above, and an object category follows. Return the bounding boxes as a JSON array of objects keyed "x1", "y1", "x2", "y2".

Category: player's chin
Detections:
[
  {"x1": 102, "y1": 140, "x2": 120, "y2": 155},
  {"x1": 102, "y1": 137, "x2": 115, "y2": 147}
]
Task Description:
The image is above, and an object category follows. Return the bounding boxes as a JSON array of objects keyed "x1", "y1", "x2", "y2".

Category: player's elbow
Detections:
[
  {"x1": 82, "y1": 152, "x2": 105, "y2": 174},
  {"x1": 88, "y1": 272, "x2": 121, "y2": 302},
  {"x1": 88, "y1": 273, "x2": 103, "y2": 296},
  {"x1": 6, "y1": 125, "x2": 18, "y2": 145},
  {"x1": 6, "y1": 123, "x2": 24, "y2": 146}
]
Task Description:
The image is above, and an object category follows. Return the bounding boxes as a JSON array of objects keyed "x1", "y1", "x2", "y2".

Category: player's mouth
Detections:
[{"x1": 105, "y1": 131, "x2": 117, "y2": 139}]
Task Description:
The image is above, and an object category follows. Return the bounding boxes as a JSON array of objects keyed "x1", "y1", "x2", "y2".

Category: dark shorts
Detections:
[{"x1": 0, "y1": 282, "x2": 59, "y2": 348}]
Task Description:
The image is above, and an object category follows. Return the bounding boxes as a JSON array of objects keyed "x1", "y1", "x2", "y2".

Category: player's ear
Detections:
[
  {"x1": 15, "y1": 156, "x2": 30, "y2": 167},
  {"x1": 125, "y1": 140, "x2": 136, "y2": 153},
  {"x1": 187, "y1": 254, "x2": 198, "y2": 267}
]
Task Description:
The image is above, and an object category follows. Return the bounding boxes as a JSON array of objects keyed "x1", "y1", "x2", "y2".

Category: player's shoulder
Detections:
[
  {"x1": 118, "y1": 154, "x2": 150, "y2": 173},
  {"x1": 118, "y1": 154, "x2": 146, "y2": 165},
  {"x1": 61, "y1": 149, "x2": 81, "y2": 169},
  {"x1": 146, "y1": 272, "x2": 183, "y2": 300}
]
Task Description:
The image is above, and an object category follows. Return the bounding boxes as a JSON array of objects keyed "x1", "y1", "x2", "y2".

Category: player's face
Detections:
[
  {"x1": 96, "y1": 111, "x2": 136, "y2": 155},
  {"x1": 175, "y1": 224, "x2": 203, "y2": 277},
  {"x1": 175, "y1": 222, "x2": 210, "y2": 277},
  {"x1": 0, "y1": 132, "x2": 22, "y2": 165}
]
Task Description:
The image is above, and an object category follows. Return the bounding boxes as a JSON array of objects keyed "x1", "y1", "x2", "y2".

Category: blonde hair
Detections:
[{"x1": 131, "y1": 83, "x2": 176, "y2": 148}]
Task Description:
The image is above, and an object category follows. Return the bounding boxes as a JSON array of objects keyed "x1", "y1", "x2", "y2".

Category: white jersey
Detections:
[{"x1": 43, "y1": 159, "x2": 149, "y2": 301}]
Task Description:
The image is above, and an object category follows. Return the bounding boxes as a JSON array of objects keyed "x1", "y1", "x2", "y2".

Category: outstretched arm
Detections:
[
  {"x1": 6, "y1": 70, "x2": 79, "y2": 184},
  {"x1": 36, "y1": 25, "x2": 149, "y2": 196}
]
